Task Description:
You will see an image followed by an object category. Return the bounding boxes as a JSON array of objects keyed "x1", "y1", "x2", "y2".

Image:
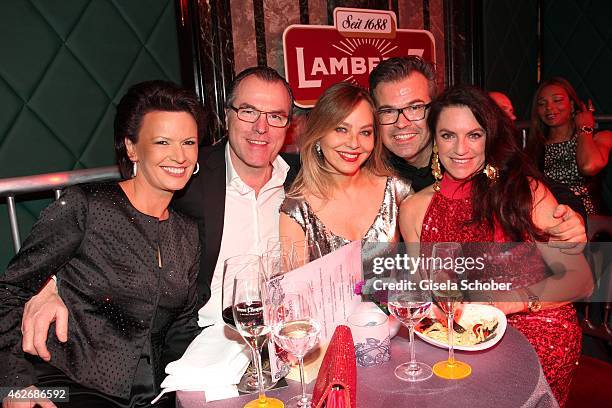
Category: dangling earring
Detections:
[
  {"x1": 483, "y1": 164, "x2": 499, "y2": 181},
  {"x1": 315, "y1": 141, "x2": 323, "y2": 158},
  {"x1": 431, "y1": 144, "x2": 443, "y2": 192},
  {"x1": 132, "y1": 162, "x2": 138, "y2": 178},
  {"x1": 192, "y1": 162, "x2": 200, "y2": 175}
]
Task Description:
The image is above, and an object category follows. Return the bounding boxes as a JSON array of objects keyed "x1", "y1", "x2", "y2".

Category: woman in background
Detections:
[
  {"x1": 1, "y1": 81, "x2": 204, "y2": 408},
  {"x1": 527, "y1": 77, "x2": 612, "y2": 214},
  {"x1": 280, "y1": 82, "x2": 412, "y2": 262},
  {"x1": 400, "y1": 85, "x2": 592, "y2": 406}
]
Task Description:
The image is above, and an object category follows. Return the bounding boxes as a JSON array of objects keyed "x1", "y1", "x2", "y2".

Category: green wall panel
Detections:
[{"x1": 0, "y1": 0, "x2": 182, "y2": 270}]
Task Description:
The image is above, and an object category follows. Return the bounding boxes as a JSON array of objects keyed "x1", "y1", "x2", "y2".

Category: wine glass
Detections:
[
  {"x1": 267, "y1": 236, "x2": 293, "y2": 253},
  {"x1": 270, "y1": 280, "x2": 321, "y2": 408},
  {"x1": 232, "y1": 261, "x2": 284, "y2": 408},
  {"x1": 223, "y1": 255, "x2": 277, "y2": 393},
  {"x1": 291, "y1": 240, "x2": 322, "y2": 268},
  {"x1": 262, "y1": 249, "x2": 293, "y2": 279},
  {"x1": 387, "y1": 273, "x2": 433, "y2": 381},
  {"x1": 430, "y1": 243, "x2": 471, "y2": 379}
]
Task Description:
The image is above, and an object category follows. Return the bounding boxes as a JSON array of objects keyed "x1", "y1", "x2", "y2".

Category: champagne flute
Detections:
[
  {"x1": 233, "y1": 261, "x2": 284, "y2": 408},
  {"x1": 271, "y1": 281, "x2": 321, "y2": 408},
  {"x1": 291, "y1": 240, "x2": 322, "y2": 268},
  {"x1": 387, "y1": 273, "x2": 433, "y2": 381},
  {"x1": 430, "y1": 243, "x2": 471, "y2": 379},
  {"x1": 223, "y1": 255, "x2": 277, "y2": 393}
]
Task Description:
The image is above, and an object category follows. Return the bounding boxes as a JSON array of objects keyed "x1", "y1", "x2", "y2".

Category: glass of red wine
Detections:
[
  {"x1": 232, "y1": 259, "x2": 284, "y2": 408},
  {"x1": 223, "y1": 255, "x2": 277, "y2": 393}
]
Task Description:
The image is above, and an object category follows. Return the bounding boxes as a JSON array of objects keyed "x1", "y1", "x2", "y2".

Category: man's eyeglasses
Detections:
[
  {"x1": 228, "y1": 106, "x2": 289, "y2": 128},
  {"x1": 376, "y1": 103, "x2": 431, "y2": 125}
]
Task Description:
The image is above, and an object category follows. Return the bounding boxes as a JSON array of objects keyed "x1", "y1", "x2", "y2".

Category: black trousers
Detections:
[{"x1": 33, "y1": 359, "x2": 174, "y2": 408}]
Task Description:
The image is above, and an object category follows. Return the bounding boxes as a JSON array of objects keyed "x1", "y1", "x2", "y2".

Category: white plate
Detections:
[{"x1": 414, "y1": 304, "x2": 507, "y2": 351}]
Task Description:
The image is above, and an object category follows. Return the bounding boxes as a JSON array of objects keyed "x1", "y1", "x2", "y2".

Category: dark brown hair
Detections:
[
  {"x1": 369, "y1": 56, "x2": 437, "y2": 102},
  {"x1": 427, "y1": 84, "x2": 548, "y2": 241},
  {"x1": 226, "y1": 66, "x2": 294, "y2": 120},
  {"x1": 526, "y1": 77, "x2": 582, "y2": 170},
  {"x1": 113, "y1": 80, "x2": 205, "y2": 179}
]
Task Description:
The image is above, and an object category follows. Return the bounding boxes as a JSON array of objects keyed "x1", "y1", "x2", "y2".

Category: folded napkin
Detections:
[{"x1": 152, "y1": 324, "x2": 251, "y2": 404}]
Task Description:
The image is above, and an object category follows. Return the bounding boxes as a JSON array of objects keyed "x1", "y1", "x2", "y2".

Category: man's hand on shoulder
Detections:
[
  {"x1": 21, "y1": 278, "x2": 68, "y2": 361},
  {"x1": 545, "y1": 204, "x2": 587, "y2": 254}
]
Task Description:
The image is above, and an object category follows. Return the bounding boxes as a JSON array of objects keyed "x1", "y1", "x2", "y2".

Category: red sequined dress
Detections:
[{"x1": 421, "y1": 175, "x2": 580, "y2": 407}]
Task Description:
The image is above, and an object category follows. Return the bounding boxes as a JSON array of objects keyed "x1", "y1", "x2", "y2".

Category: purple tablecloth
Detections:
[{"x1": 177, "y1": 326, "x2": 558, "y2": 408}]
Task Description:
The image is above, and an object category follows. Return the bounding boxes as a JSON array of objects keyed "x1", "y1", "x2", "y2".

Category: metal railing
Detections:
[
  {"x1": 516, "y1": 114, "x2": 611, "y2": 149},
  {"x1": 0, "y1": 166, "x2": 121, "y2": 253}
]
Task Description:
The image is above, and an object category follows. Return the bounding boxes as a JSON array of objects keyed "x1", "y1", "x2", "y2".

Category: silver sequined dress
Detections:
[{"x1": 280, "y1": 176, "x2": 413, "y2": 256}]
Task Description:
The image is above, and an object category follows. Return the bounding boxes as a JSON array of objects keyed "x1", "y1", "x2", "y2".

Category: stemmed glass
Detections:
[
  {"x1": 267, "y1": 236, "x2": 293, "y2": 253},
  {"x1": 262, "y1": 249, "x2": 293, "y2": 279},
  {"x1": 430, "y1": 243, "x2": 471, "y2": 379},
  {"x1": 223, "y1": 255, "x2": 277, "y2": 393},
  {"x1": 270, "y1": 281, "x2": 321, "y2": 408},
  {"x1": 232, "y1": 260, "x2": 284, "y2": 408},
  {"x1": 291, "y1": 240, "x2": 322, "y2": 268},
  {"x1": 387, "y1": 272, "x2": 433, "y2": 381}
]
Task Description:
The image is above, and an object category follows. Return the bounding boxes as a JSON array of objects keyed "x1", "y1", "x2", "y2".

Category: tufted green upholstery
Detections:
[
  {"x1": 483, "y1": 0, "x2": 538, "y2": 121},
  {"x1": 0, "y1": 0, "x2": 182, "y2": 270},
  {"x1": 542, "y1": 0, "x2": 612, "y2": 118}
]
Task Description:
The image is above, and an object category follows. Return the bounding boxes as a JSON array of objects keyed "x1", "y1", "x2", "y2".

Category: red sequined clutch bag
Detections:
[{"x1": 311, "y1": 325, "x2": 356, "y2": 408}]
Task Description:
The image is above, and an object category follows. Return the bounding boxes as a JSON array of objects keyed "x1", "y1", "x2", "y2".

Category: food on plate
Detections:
[{"x1": 416, "y1": 317, "x2": 499, "y2": 346}]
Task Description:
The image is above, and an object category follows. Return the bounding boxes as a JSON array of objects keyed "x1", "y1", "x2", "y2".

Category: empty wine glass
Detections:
[
  {"x1": 267, "y1": 236, "x2": 293, "y2": 253},
  {"x1": 430, "y1": 243, "x2": 471, "y2": 380},
  {"x1": 387, "y1": 272, "x2": 433, "y2": 381},
  {"x1": 232, "y1": 261, "x2": 284, "y2": 408},
  {"x1": 270, "y1": 280, "x2": 321, "y2": 408},
  {"x1": 291, "y1": 240, "x2": 322, "y2": 268},
  {"x1": 262, "y1": 249, "x2": 293, "y2": 279},
  {"x1": 223, "y1": 255, "x2": 277, "y2": 393}
]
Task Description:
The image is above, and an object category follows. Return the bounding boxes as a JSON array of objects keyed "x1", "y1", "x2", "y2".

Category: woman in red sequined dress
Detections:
[{"x1": 399, "y1": 85, "x2": 593, "y2": 407}]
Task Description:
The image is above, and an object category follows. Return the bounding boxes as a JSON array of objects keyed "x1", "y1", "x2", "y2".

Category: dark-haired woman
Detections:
[
  {"x1": 1, "y1": 81, "x2": 204, "y2": 408},
  {"x1": 527, "y1": 77, "x2": 612, "y2": 215},
  {"x1": 400, "y1": 85, "x2": 592, "y2": 406}
]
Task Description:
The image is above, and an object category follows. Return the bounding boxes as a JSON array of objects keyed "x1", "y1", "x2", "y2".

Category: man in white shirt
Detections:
[{"x1": 19, "y1": 67, "x2": 299, "y2": 358}]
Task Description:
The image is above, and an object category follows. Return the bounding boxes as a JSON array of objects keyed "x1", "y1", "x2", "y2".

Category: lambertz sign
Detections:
[{"x1": 283, "y1": 8, "x2": 435, "y2": 108}]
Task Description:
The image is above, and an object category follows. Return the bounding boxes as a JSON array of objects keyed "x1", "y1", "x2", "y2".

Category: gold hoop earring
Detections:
[
  {"x1": 483, "y1": 164, "x2": 499, "y2": 181},
  {"x1": 431, "y1": 144, "x2": 443, "y2": 192}
]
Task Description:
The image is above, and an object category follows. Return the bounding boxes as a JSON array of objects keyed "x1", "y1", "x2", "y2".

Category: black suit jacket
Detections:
[{"x1": 172, "y1": 140, "x2": 300, "y2": 306}]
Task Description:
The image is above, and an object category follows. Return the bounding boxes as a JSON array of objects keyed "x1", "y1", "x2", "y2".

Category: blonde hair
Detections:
[{"x1": 289, "y1": 82, "x2": 391, "y2": 199}]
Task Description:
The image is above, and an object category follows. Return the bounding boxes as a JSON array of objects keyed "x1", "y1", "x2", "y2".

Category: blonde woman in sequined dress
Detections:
[{"x1": 280, "y1": 82, "x2": 413, "y2": 263}]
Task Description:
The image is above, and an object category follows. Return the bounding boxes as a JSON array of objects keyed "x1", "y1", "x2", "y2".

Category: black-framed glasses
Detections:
[
  {"x1": 376, "y1": 103, "x2": 431, "y2": 125},
  {"x1": 228, "y1": 106, "x2": 290, "y2": 128}
]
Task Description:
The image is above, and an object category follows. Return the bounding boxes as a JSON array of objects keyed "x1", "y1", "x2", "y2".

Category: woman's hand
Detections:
[
  {"x1": 574, "y1": 100, "x2": 595, "y2": 129},
  {"x1": 2, "y1": 386, "x2": 57, "y2": 408}
]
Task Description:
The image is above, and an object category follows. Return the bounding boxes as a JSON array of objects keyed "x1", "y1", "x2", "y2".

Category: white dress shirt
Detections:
[{"x1": 198, "y1": 143, "x2": 289, "y2": 326}]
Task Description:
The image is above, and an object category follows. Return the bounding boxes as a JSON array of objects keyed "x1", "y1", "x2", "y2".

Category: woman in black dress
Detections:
[{"x1": 1, "y1": 81, "x2": 204, "y2": 407}]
